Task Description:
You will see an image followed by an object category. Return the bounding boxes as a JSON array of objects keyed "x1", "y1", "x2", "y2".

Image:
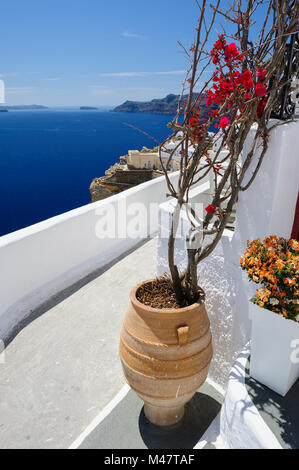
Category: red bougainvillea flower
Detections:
[
  {"x1": 257, "y1": 68, "x2": 267, "y2": 80},
  {"x1": 205, "y1": 204, "x2": 216, "y2": 213},
  {"x1": 203, "y1": 36, "x2": 268, "y2": 124},
  {"x1": 210, "y1": 35, "x2": 226, "y2": 64},
  {"x1": 255, "y1": 82, "x2": 267, "y2": 97},
  {"x1": 238, "y1": 68, "x2": 253, "y2": 89},
  {"x1": 225, "y1": 42, "x2": 238, "y2": 55},
  {"x1": 213, "y1": 36, "x2": 226, "y2": 50},
  {"x1": 189, "y1": 117, "x2": 199, "y2": 126},
  {"x1": 224, "y1": 42, "x2": 239, "y2": 64},
  {"x1": 205, "y1": 95, "x2": 213, "y2": 107},
  {"x1": 219, "y1": 116, "x2": 231, "y2": 129}
]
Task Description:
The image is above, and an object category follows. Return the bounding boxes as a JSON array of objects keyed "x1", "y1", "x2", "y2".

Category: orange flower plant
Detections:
[{"x1": 240, "y1": 236, "x2": 299, "y2": 321}]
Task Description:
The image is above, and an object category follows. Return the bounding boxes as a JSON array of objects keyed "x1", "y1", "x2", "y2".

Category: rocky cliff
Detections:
[{"x1": 112, "y1": 93, "x2": 217, "y2": 117}]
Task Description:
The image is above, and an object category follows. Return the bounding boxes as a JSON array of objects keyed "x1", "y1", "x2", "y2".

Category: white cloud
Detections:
[
  {"x1": 42, "y1": 77, "x2": 63, "y2": 81},
  {"x1": 99, "y1": 72, "x2": 146, "y2": 77},
  {"x1": 122, "y1": 31, "x2": 145, "y2": 39},
  {"x1": 98, "y1": 70, "x2": 186, "y2": 78},
  {"x1": 154, "y1": 70, "x2": 186, "y2": 76}
]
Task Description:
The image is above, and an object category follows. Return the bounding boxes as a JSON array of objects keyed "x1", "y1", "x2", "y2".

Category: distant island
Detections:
[
  {"x1": 80, "y1": 106, "x2": 98, "y2": 110},
  {"x1": 0, "y1": 105, "x2": 48, "y2": 111},
  {"x1": 112, "y1": 93, "x2": 217, "y2": 117}
]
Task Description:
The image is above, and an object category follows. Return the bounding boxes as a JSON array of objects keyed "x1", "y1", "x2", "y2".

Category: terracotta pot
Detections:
[{"x1": 119, "y1": 280, "x2": 213, "y2": 426}]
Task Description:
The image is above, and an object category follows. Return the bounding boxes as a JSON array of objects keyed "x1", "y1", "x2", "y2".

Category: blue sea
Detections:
[{"x1": 0, "y1": 108, "x2": 175, "y2": 236}]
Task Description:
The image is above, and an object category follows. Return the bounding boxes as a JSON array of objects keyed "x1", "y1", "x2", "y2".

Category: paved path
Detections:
[
  {"x1": 76, "y1": 382, "x2": 223, "y2": 449},
  {"x1": 0, "y1": 238, "x2": 157, "y2": 449}
]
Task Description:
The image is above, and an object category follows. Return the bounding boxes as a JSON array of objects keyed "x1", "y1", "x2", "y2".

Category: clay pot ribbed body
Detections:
[{"x1": 119, "y1": 280, "x2": 213, "y2": 426}]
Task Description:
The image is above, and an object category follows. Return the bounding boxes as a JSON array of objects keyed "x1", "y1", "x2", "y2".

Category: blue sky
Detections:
[{"x1": 0, "y1": 0, "x2": 239, "y2": 106}]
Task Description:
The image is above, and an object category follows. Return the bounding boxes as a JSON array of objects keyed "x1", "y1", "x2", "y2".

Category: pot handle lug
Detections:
[{"x1": 177, "y1": 325, "x2": 189, "y2": 346}]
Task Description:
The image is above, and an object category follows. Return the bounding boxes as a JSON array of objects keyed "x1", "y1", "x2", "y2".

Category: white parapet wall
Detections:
[
  {"x1": 157, "y1": 119, "x2": 299, "y2": 391},
  {"x1": 0, "y1": 172, "x2": 179, "y2": 342}
]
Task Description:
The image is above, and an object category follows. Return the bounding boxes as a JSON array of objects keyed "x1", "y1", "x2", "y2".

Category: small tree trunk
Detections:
[
  {"x1": 168, "y1": 202, "x2": 185, "y2": 306},
  {"x1": 184, "y1": 248, "x2": 198, "y2": 304},
  {"x1": 188, "y1": 249, "x2": 198, "y2": 302}
]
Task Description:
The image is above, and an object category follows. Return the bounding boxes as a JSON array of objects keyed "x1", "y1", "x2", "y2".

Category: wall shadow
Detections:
[{"x1": 245, "y1": 359, "x2": 299, "y2": 449}]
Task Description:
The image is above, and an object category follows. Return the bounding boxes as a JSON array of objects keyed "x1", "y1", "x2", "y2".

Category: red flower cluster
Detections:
[
  {"x1": 189, "y1": 117, "x2": 199, "y2": 127},
  {"x1": 211, "y1": 36, "x2": 243, "y2": 67},
  {"x1": 205, "y1": 204, "x2": 216, "y2": 213},
  {"x1": 257, "y1": 68, "x2": 267, "y2": 80},
  {"x1": 255, "y1": 81, "x2": 267, "y2": 97},
  {"x1": 239, "y1": 68, "x2": 253, "y2": 89},
  {"x1": 215, "y1": 116, "x2": 231, "y2": 130},
  {"x1": 184, "y1": 37, "x2": 268, "y2": 147},
  {"x1": 205, "y1": 36, "x2": 268, "y2": 127}
]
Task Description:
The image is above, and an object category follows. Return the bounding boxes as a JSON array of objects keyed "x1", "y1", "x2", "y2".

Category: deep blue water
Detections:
[{"x1": 0, "y1": 109, "x2": 175, "y2": 236}]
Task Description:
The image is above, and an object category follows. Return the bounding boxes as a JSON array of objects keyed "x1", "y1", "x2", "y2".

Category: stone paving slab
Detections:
[
  {"x1": 78, "y1": 382, "x2": 223, "y2": 449},
  {"x1": 0, "y1": 238, "x2": 157, "y2": 449}
]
